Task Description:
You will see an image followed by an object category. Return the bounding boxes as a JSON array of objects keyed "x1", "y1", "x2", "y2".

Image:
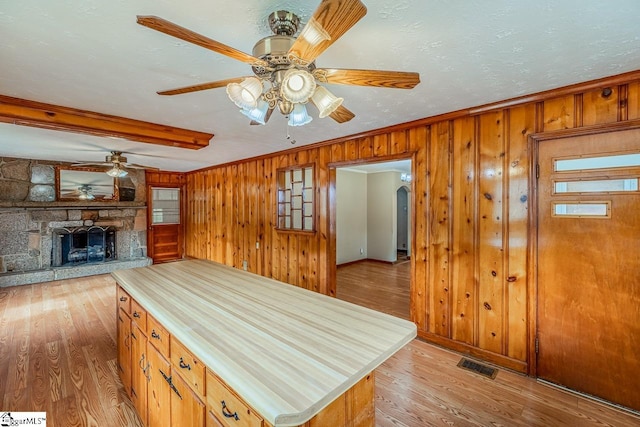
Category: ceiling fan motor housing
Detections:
[
  {"x1": 252, "y1": 11, "x2": 315, "y2": 79},
  {"x1": 268, "y1": 11, "x2": 300, "y2": 36},
  {"x1": 106, "y1": 151, "x2": 127, "y2": 164}
]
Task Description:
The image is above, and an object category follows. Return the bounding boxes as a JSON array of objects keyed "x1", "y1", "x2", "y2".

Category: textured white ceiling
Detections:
[{"x1": 1, "y1": 0, "x2": 639, "y2": 172}]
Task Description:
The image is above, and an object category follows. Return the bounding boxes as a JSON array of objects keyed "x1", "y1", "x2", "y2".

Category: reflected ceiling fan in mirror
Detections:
[
  {"x1": 137, "y1": 0, "x2": 420, "y2": 127},
  {"x1": 72, "y1": 151, "x2": 157, "y2": 178}
]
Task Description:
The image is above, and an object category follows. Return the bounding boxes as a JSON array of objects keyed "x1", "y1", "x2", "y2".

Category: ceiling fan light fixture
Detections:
[
  {"x1": 299, "y1": 17, "x2": 331, "y2": 47},
  {"x1": 226, "y1": 77, "x2": 263, "y2": 110},
  {"x1": 311, "y1": 86, "x2": 343, "y2": 118},
  {"x1": 288, "y1": 103, "x2": 313, "y2": 127},
  {"x1": 78, "y1": 185, "x2": 95, "y2": 200},
  {"x1": 240, "y1": 98, "x2": 270, "y2": 125},
  {"x1": 106, "y1": 165, "x2": 128, "y2": 178},
  {"x1": 280, "y1": 69, "x2": 316, "y2": 103}
]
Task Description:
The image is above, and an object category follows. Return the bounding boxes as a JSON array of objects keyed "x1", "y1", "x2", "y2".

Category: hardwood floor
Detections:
[
  {"x1": 337, "y1": 260, "x2": 640, "y2": 426},
  {"x1": 337, "y1": 260, "x2": 410, "y2": 320},
  {"x1": 1, "y1": 272, "x2": 638, "y2": 426},
  {"x1": 0, "y1": 276, "x2": 143, "y2": 427}
]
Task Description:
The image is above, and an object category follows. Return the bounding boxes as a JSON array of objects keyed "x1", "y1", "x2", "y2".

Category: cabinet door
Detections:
[
  {"x1": 117, "y1": 309, "x2": 132, "y2": 395},
  {"x1": 171, "y1": 373, "x2": 205, "y2": 427},
  {"x1": 206, "y1": 410, "x2": 225, "y2": 427},
  {"x1": 147, "y1": 345, "x2": 171, "y2": 427},
  {"x1": 131, "y1": 325, "x2": 149, "y2": 426}
]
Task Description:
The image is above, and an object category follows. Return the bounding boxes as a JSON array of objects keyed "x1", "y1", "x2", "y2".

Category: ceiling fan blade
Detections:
[
  {"x1": 315, "y1": 68, "x2": 420, "y2": 89},
  {"x1": 71, "y1": 162, "x2": 110, "y2": 167},
  {"x1": 288, "y1": 0, "x2": 367, "y2": 64},
  {"x1": 126, "y1": 164, "x2": 160, "y2": 171},
  {"x1": 137, "y1": 16, "x2": 269, "y2": 68},
  {"x1": 329, "y1": 104, "x2": 355, "y2": 123},
  {"x1": 157, "y1": 77, "x2": 250, "y2": 96}
]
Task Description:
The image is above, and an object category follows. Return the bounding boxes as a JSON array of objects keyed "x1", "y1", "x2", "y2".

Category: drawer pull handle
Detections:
[
  {"x1": 179, "y1": 357, "x2": 191, "y2": 370},
  {"x1": 119, "y1": 296, "x2": 127, "y2": 302},
  {"x1": 133, "y1": 312, "x2": 140, "y2": 318},
  {"x1": 221, "y1": 400, "x2": 239, "y2": 421},
  {"x1": 160, "y1": 369, "x2": 182, "y2": 400},
  {"x1": 138, "y1": 354, "x2": 144, "y2": 369},
  {"x1": 151, "y1": 330, "x2": 161, "y2": 339}
]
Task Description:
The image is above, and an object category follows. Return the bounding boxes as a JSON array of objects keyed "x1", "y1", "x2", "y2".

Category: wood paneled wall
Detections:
[{"x1": 184, "y1": 70, "x2": 640, "y2": 372}]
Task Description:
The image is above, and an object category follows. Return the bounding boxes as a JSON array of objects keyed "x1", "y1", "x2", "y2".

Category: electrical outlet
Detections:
[
  {"x1": 242, "y1": 260, "x2": 248, "y2": 271},
  {"x1": 256, "y1": 241, "x2": 260, "y2": 249},
  {"x1": 360, "y1": 248, "x2": 364, "y2": 254}
]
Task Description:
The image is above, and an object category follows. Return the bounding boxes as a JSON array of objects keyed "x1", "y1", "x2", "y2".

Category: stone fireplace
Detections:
[
  {"x1": 0, "y1": 156, "x2": 151, "y2": 287},
  {"x1": 0, "y1": 206, "x2": 151, "y2": 286}
]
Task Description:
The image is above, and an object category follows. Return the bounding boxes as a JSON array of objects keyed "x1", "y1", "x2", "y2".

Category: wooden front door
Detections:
[
  {"x1": 536, "y1": 127, "x2": 640, "y2": 411},
  {"x1": 148, "y1": 186, "x2": 183, "y2": 263}
]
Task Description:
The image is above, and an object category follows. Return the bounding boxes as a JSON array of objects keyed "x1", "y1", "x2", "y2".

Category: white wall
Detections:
[
  {"x1": 366, "y1": 172, "x2": 398, "y2": 262},
  {"x1": 336, "y1": 169, "x2": 368, "y2": 264}
]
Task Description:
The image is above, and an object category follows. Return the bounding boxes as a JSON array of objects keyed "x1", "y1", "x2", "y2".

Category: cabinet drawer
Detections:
[
  {"x1": 130, "y1": 299, "x2": 147, "y2": 332},
  {"x1": 206, "y1": 371, "x2": 263, "y2": 427},
  {"x1": 148, "y1": 314, "x2": 170, "y2": 358},
  {"x1": 170, "y1": 336, "x2": 205, "y2": 397},
  {"x1": 117, "y1": 286, "x2": 131, "y2": 314}
]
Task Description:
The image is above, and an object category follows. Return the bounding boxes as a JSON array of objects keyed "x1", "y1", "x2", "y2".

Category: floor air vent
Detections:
[{"x1": 457, "y1": 358, "x2": 498, "y2": 379}]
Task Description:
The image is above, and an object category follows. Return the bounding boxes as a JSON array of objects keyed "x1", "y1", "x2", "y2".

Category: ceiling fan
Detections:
[
  {"x1": 72, "y1": 151, "x2": 156, "y2": 177},
  {"x1": 137, "y1": 0, "x2": 420, "y2": 127}
]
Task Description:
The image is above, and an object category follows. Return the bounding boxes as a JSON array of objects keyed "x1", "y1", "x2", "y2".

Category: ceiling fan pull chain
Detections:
[{"x1": 285, "y1": 122, "x2": 296, "y2": 145}]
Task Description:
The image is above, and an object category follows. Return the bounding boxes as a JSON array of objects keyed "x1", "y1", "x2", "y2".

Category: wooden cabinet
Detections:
[
  {"x1": 170, "y1": 337, "x2": 205, "y2": 397},
  {"x1": 117, "y1": 286, "x2": 131, "y2": 313},
  {"x1": 206, "y1": 371, "x2": 263, "y2": 427},
  {"x1": 117, "y1": 309, "x2": 132, "y2": 395},
  {"x1": 147, "y1": 345, "x2": 172, "y2": 427},
  {"x1": 171, "y1": 371, "x2": 205, "y2": 427},
  {"x1": 131, "y1": 299, "x2": 148, "y2": 331},
  {"x1": 131, "y1": 324, "x2": 149, "y2": 426},
  {"x1": 148, "y1": 314, "x2": 170, "y2": 358}
]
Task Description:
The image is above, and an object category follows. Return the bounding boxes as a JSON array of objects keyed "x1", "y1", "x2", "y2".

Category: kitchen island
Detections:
[{"x1": 112, "y1": 259, "x2": 416, "y2": 427}]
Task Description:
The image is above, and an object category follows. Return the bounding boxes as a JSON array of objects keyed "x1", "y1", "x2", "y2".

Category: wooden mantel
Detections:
[{"x1": 0, "y1": 94, "x2": 212, "y2": 149}]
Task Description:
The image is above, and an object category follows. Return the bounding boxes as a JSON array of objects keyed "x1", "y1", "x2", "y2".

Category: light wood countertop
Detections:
[{"x1": 112, "y1": 259, "x2": 416, "y2": 426}]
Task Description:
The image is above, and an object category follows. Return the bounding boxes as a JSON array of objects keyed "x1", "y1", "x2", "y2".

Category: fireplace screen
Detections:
[{"x1": 52, "y1": 226, "x2": 116, "y2": 267}]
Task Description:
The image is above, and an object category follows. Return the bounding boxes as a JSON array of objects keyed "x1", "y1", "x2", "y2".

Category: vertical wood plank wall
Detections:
[{"x1": 183, "y1": 72, "x2": 640, "y2": 372}]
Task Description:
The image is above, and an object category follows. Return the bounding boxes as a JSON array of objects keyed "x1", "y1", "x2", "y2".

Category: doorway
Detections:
[
  {"x1": 535, "y1": 125, "x2": 640, "y2": 412},
  {"x1": 148, "y1": 186, "x2": 183, "y2": 263},
  {"x1": 396, "y1": 186, "x2": 410, "y2": 262},
  {"x1": 332, "y1": 159, "x2": 413, "y2": 320}
]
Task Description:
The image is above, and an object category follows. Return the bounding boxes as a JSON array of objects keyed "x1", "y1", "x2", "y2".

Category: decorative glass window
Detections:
[{"x1": 277, "y1": 165, "x2": 314, "y2": 231}]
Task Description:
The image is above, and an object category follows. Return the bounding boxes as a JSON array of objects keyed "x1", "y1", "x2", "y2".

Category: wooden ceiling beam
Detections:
[{"x1": 0, "y1": 95, "x2": 212, "y2": 150}]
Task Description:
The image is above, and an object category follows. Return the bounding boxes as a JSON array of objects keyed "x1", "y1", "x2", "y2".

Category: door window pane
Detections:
[
  {"x1": 151, "y1": 188, "x2": 180, "y2": 224},
  {"x1": 552, "y1": 202, "x2": 610, "y2": 218},
  {"x1": 555, "y1": 153, "x2": 640, "y2": 172},
  {"x1": 554, "y1": 178, "x2": 638, "y2": 193}
]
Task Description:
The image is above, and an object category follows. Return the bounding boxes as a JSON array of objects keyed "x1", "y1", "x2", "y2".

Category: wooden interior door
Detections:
[
  {"x1": 148, "y1": 186, "x2": 183, "y2": 263},
  {"x1": 536, "y1": 127, "x2": 640, "y2": 411}
]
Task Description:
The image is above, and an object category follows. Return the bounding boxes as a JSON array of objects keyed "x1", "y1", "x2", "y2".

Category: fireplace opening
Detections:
[{"x1": 52, "y1": 226, "x2": 117, "y2": 267}]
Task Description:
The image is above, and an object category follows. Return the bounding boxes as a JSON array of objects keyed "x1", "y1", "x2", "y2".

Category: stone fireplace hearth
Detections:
[{"x1": 0, "y1": 206, "x2": 151, "y2": 287}]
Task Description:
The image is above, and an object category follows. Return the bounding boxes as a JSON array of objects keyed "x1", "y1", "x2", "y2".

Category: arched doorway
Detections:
[{"x1": 396, "y1": 186, "x2": 410, "y2": 261}]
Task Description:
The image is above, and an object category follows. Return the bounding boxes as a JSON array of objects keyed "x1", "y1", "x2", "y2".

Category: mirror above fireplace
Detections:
[{"x1": 56, "y1": 167, "x2": 117, "y2": 201}]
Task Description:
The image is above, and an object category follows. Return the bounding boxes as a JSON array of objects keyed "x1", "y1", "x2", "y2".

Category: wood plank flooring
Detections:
[
  {"x1": 0, "y1": 271, "x2": 638, "y2": 426},
  {"x1": 337, "y1": 260, "x2": 410, "y2": 320}
]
